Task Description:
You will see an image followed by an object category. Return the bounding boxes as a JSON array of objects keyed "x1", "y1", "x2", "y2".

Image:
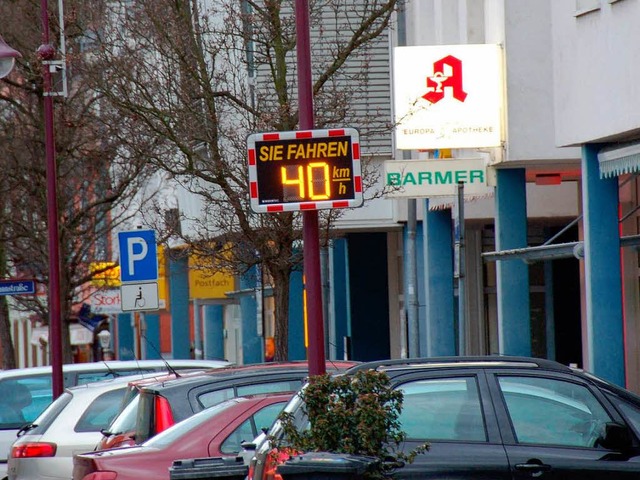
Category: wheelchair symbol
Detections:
[{"x1": 134, "y1": 287, "x2": 146, "y2": 308}]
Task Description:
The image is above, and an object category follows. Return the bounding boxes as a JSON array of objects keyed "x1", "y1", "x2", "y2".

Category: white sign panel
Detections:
[
  {"x1": 384, "y1": 158, "x2": 494, "y2": 198},
  {"x1": 90, "y1": 289, "x2": 122, "y2": 314},
  {"x1": 393, "y1": 44, "x2": 505, "y2": 150},
  {"x1": 120, "y1": 282, "x2": 159, "y2": 312}
]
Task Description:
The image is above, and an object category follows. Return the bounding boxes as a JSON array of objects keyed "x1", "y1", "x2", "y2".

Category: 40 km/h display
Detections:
[{"x1": 247, "y1": 128, "x2": 363, "y2": 213}]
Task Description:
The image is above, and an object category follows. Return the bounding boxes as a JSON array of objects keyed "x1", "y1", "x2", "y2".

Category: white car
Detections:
[
  {"x1": 0, "y1": 359, "x2": 229, "y2": 480},
  {"x1": 8, "y1": 371, "x2": 183, "y2": 480}
]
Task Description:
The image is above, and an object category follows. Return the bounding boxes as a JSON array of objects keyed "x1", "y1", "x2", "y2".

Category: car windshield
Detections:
[
  {"x1": 144, "y1": 399, "x2": 241, "y2": 449},
  {"x1": 107, "y1": 393, "x2": 140, "y2": 434}
]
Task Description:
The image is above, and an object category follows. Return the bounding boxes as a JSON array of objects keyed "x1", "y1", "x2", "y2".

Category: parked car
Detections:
[
  {"x1": 6, "y1": 370, "x2": 191, "y2": 480},
  {"x1": 249, "y1": 356, "x2": 640, "y2": 480},
  {"x1": 0, "y1": 359, "x2": 228, "y2": 480},
  {"x1": 96, "y1": 368, "x2": 230, "y2": 450},
  {"x1": 74, "y1": 393, "x2": 293, "y2": 480},
  {"x1": 126, "y1": 361, "x2": 356, "y2": 446}
]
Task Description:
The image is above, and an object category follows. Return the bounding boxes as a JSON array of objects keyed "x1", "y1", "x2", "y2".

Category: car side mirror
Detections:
[{"x1": 598, "y1": 422, "x2": 633, "y2": 451}]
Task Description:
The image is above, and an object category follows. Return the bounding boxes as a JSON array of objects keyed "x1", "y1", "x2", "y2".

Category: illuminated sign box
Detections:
[
  {"x1": 247, "y1": 128, "x2": 363, "y2": 213},
  {"x1": 393, "y1": 44, "x2": 505, "y2": 150}
]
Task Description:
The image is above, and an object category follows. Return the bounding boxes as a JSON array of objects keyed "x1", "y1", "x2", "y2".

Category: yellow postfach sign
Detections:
[
  {"x1": 188, "y1": 255, "x2": 235, "y2": 300},
  {"x1": 90, "y1": 262, "x2": 121, "y2": 288}
]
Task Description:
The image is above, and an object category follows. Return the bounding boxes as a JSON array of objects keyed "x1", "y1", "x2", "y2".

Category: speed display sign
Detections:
[{"x1": 247, "y1": 128, "x2": 363, "y2": 213}]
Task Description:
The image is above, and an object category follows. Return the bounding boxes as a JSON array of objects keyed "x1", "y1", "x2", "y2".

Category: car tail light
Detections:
[
  {"x1": 154, "y1": 395, "x2": 175, "y2": 434},
  {"x1": 263, "y1": 448, "x2": 298, "y2": 480},
  {"x1": 81, "y1": 473, "x2": 117, "y2": 480},
  {"x1": 11, "y1": 442, "x2": 57, "y2": 458}
]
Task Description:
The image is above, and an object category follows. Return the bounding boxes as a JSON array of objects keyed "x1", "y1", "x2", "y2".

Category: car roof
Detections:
[
  {"x1": 138, "y1": 361, "x2": 357, "y2": 394},
  {"x1": 0, "y1": 359, "x2": 230, "y2": 380},
  {"x1": 346, "y1": 356, "x2": 573, "y2": 374},
  {"x1": 66, "y1": 371, "x2": 177, "y2": 395}
]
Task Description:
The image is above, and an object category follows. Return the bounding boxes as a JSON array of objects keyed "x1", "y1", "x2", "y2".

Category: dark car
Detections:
[
  {"x1": 130, "y1": 361, "x2": 357, "y2": 445},
  {"x1": 249, "y1": 356, "x2": 640, "y2": 480},
  {"x1": 74, "y1": 393, "x2": 293, "y2": 480}
]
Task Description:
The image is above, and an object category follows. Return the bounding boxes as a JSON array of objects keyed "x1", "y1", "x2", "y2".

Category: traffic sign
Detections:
[
  {"x1": 0, "y1": 279, "x2": 35, "y2": 296},
  {"x1": 247, "y1": 128, "x2": 363, "y2": 213},
  {"x1": 118, "y1": 230, "x2": 158, "y2": 283},
  {"x1": 120, "y1": 282, "x2": 159, "y2": 312}
]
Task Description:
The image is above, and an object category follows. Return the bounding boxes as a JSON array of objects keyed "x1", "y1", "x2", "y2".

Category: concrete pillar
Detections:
[
  {"x1": 116, "y1": 313, "x2": 135, "y2": 360},
  {"x1": 240, "y1": 267, "x2": 263, "y2": 364},
  {"x1": 422, "y1": 200, "x2": 456, "y2": 356},
  {"x1": 168, "y1": 254, "x2": 191, "y2": 359},
  {"x1": 582, "y1": 144, "x2": 624, "y2": 385},
  {"x1": 203, "y1": 305, "x2": 224, "y2": 360},
  {"x1": 495, "y1": 168, "x2": 531, "y2": 356},
  {"x1": 143, "y1": 313, "x2": 161, "y2": 359}
]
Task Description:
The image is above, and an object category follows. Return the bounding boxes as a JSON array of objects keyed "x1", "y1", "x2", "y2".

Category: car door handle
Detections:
[{"x1": 514, "y1": 462, "x2": 552, "y2": 473}]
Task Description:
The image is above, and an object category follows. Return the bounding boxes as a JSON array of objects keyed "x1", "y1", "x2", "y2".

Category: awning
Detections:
[
  {"x1": 598, "y1": 141, "x2": 640, "y2": 178},
  {"x1": 30, "y1": 323, "x2": 94, "y2": 346}
]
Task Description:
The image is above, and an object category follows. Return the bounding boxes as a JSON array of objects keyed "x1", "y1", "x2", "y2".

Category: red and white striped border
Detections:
[{"x1": 247, "y1": 128, "x2": 363, "y2": 213}]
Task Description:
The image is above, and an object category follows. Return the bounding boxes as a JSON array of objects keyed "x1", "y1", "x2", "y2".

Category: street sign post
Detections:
[{"x1": 118, "y1": 229, "x2": 159, "y2": 312}]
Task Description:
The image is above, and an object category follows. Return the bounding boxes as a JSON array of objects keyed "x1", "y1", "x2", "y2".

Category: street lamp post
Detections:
[
  {"x1": 0, "y1": 35, "x2": 21, "y2": 79},
  {"x1": 38, "y1": 0, "x2": 64, "y2": 399}
]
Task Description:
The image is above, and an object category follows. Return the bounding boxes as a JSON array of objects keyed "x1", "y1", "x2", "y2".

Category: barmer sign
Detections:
[
  {"x1": 384, "y1": 158, "x2": 494, "y2": 198},
  {"x1": 393, "y1": 44, "x2": 505, "y2": 150}
]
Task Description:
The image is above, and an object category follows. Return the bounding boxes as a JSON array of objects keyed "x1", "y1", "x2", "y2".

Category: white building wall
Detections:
[{"x1": 552, "y1": 0, "x2": 640, "y2": 146}]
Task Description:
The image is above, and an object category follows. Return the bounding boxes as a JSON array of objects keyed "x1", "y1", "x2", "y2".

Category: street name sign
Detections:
[{"x1": 0, "y1": 279, "x2": 35, "y2": 296}]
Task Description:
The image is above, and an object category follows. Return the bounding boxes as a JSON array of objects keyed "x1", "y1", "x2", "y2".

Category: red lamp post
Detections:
[{"x1": 38, "y1": 0, "x2": 64, "y2": 399}]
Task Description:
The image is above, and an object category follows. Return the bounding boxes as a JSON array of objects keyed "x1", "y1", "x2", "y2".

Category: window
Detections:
[
  {"x1": 220, "y1": 402, "x2": 288, "y2": 454},
  {"x1": 498, "y1": 376, "x2": 612, "y2": 448},
  {"x1": 398, "y1": 377, "x2": 486, "y2": 442},
  {"x1": 198, "y1": 381, "x2": 300, "y2": 409},
  {"x1": 75, "y1": 388, "x2": 128, "y2": 432}
]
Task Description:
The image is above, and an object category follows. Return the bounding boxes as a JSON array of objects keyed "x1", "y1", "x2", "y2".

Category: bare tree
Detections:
[
  {"x1": 0, "y1": 0, "x2": 159, "y2": 365},
  {"x1": 86, "y1": 0, "x2": 396, "y2": 361}
]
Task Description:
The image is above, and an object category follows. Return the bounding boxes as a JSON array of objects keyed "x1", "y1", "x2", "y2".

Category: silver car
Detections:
[
  {"x1": 0, "y1": 359, "x2": 229, "y2": 480},
  {"x1": 6, "y1": 363, "x2": 228, "y2": 480}
]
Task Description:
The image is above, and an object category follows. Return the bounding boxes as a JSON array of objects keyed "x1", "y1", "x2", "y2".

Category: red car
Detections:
[{"x1": 73, "y1": 393, "x2": 293, "y2": 480}]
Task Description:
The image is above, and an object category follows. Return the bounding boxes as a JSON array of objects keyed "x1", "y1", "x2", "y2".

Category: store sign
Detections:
[
  {"x1": 393, "y1": 44, "x2": 505, "y2": 149},
  {"x1": 384, "y1": 158, "x2": 494, "y2": 198}
]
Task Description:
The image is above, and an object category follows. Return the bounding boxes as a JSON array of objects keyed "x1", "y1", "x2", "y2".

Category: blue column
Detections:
[
  {"x1": 288, "y1": 267, "x2": 306, "y2": 360},
  {"x1": 330, "y1": 239, "x2": 350, "y2": 360},
  {"x1": 203, "y1": 305, "x2": 225, "y2": 360},
  {"x1": 240, "y1": 267, "x2": 263, "y2": 364},
  {"x1": 495, "y1": 168, "x2": 531, "y2": 356},
  {"x1": 144, "y1": 313, "x2": 161, "y2": 359},
  {"x1": 422, "y1": 200, "x2": 455, "y2": 356},
  {"x1": 169, "y1": 254, "x2": 191, "y2": 359},
  {"x1": 582, "y1": 144, "x2": 624, "y2": 385},
  {"x1": 116, "y1": 313, "x2": 135, "y2": 360}
]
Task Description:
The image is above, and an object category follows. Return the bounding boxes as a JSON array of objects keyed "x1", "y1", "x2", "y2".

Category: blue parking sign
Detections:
[{"x1": 118, "y1": 230, "x2": 158, "y2": 282}]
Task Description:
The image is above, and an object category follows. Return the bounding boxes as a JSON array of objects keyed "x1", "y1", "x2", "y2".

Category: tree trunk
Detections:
[
  {"x1": 270, "y1": 266, "x2": 291, "y2": 361},
  {"x1": 0, "y1": 296, "x2": 16, "y2": 369}
]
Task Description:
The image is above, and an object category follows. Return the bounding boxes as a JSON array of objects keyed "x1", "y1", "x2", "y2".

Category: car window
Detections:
[
  {"x1": 604, "y1": 391, "x2": 640, "y2": 434},
  {"x1": 107, "y1": 394, "x2": 140, "y2": 434},
  {"x1": 198, "y1": 381, "x2": 301, "y2": 410},
  {"x1": 236, "y1": 381, "x2": 302, "y2": 396},
  {"x1": 145, "y1": 400, "x2": 240, "y2": 449},
  {"x1": 75, "y1": 388, "x2": 128, "y2": 433},
  {"x1": 497, "y1": 376, "x2": 613, "y2": 448},
  {"x1": 398, "y1": 377, "x2": 486, "y2": 442},
  {"x1": 199, "y1": 388, "x2": 235, "y2": 409},
  {"x1": 29, "y1": 392, "x2": 73, "y2": 435},
  {"x1": 220, "y1": 402, "x2": 287, "y2": 455},
  {"x1": 0, "y1": 376, "x2": 51, "y2": 428},
  {"x1": 76, "y1": 370, "x2": 155, "y2": 385}
]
